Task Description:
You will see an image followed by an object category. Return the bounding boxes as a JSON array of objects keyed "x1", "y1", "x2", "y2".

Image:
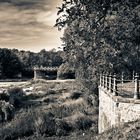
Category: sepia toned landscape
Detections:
[{"x1": 0, "y1": 0, "x2": 140, "y2": 140}]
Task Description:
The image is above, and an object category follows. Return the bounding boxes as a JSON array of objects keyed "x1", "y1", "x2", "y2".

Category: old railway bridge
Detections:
[
  {"x1": 33, "y1": 66, "x2": 59, "y2": 80},
  {"x1": 25, "y1": 66, "x2": 59, "y2": 80}
]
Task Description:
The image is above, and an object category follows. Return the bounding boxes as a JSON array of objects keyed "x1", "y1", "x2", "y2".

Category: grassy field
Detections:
[
  {"x1": 1, "y1": 80, "x2": 139, "y2": 140},
  {"x1": 0, "y1": 79, "x2": 98, "y2": 140}
]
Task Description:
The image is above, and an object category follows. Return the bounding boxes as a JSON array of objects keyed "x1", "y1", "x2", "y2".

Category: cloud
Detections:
[
  {"x1": 0, "y1": 0, "x2": 63, "y2": 52},
  {"x1": 37, "y1": 10, "x2": 59, "y2": 26},
  {"x1": 0, "y1": 0, "x2": 51, "y2": 10}
]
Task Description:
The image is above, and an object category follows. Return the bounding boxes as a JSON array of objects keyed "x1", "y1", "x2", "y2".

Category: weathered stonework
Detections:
[{"x1": 99, "y1": 87, "x2": 140, "y2": 133}]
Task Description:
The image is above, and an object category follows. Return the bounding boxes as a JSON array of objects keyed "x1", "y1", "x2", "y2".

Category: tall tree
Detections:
[
  {"x1": 0, "y1": 49, "x2": 22, "y2": 78},
  {"x1": 55, "y1": 0, "x2": 140, "y2": 93}
]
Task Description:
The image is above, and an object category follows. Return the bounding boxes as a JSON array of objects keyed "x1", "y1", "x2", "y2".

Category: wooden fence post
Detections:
[{"x1": 134, "y1": 73, "x2": 139, "y2": 99}]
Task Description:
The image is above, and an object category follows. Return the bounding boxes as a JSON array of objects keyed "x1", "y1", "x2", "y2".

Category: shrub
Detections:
[
  {"x1": 0, "y1": 109, "x2": 35, "y2": 140},
  {"x1": 34, "y1": 117, "x2": 73, "y2": 137},
  {"x1": 0, "y1": 90, "x2": 9, "y2": 102},
  {"x1": 8, "y1": 87, "x2": 25, "y2": 107},
  {"x1": 55, "y1": 119, "x2": 73, "y2": 136},
  {"x1": 75, "y1": 116, "x2": 93, "y2": 130},
  {"x1": 70, "y1": 91, "x2": 83, "y2": 100},
  {"x1": 57, "y1": 63, "x2": 75, "y2": 79},
  {"x1": 48, "y1": 105, "x2": 75, "y2": 118},
  {"x1": 86, "y1": 95, "x2": 98, "y2": 107},
  {"x1": 0, "y1": 101, "x2": 14, "y2": 122},
  {"x1": 33, "y1": 112, "x2": 56, "y2": 136}
]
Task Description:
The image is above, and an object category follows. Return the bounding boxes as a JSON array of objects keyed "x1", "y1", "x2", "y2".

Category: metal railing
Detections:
[{"x1": 99, "y1": 73, "x2": 140, "y2": 99}]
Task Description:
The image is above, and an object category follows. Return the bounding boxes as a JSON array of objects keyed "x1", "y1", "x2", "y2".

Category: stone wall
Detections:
[{"x1": 99, "y1": 87, "x2": 140, "y2": 133}]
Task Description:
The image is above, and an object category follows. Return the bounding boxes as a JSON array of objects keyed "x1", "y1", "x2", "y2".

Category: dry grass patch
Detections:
[
  {"x1": 0, "y1": 79, "x2": 98, "y2": 140},
  {"x1": 62, "y1": 98, "x2": 85, "y2": 106},
  {"x1": 65, "y1": 112, "x2": 85, "y2": 122},
  {"x1": 59, "y1": 92, "x2": 71, "y2": 100}
]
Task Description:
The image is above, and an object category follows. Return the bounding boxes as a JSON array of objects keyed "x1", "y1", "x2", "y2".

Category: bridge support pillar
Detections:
[{"x1": 34, "y1": 70, "x2": 45, "y2": 80}]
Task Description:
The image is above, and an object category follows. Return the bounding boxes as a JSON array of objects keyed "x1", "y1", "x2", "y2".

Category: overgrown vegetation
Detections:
[
  {"x1": 0, "y1": 80, "x2": 98, "y2": 140},
  {"x1": 8, "y1": 87, "x2": 26, "y2": 107},
  {"x1": 14, "y1": 119, "x2": 140, "y2": 140},
  {"x1": 57, "y1": 62, "x2": 75, "y2": 79},
  {"x1": 54, "y1": 0, "x2": 140, "y2": 139}
]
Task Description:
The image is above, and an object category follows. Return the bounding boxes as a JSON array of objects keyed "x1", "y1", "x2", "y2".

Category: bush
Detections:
[
  {"x1": 70, "y1": 91, "x2": 83, "y2": 100},
  {"x1": 57, "y1": 63, "x2": 75, "y2": 79},
  {"x1": 8, "y1": 87, "x2": 25, "y2": 107},
  {"x1": 0, "y1": 90, "x2": 9, "y2": 102},
  {"x1": 0, "y1": 109, "x2": 35, "y2": 140},
  {"x1": 75, "y1": 116, "x2": 93, "y2": 130},
  {"x1": 48, "y1": 105, "x2": 75, "y2": 119},
  {"x1": 55, "y1": 119, "x2": 73, "y2": 136},
  {"x1": 33, "y1": 112, "x2": 56, "y2": 136},
  {"x1": 34, "y1": 116, "x2": 73, "y2": 137},
  {"x1": 86, "y1": 95, "x2": 98, "y2": 107},
  {"x1": 0, "y1": 101, "x2": 14, "y2": 122}
]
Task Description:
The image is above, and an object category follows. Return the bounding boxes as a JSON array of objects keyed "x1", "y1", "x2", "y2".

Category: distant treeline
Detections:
[{"x1": 0, "y1": 48, "x2": 63, "y2": 78}]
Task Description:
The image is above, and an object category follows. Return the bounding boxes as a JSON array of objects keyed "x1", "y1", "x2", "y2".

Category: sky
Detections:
[{"x1": 0, "y1": 0, "x2": 63, "y2": 52}]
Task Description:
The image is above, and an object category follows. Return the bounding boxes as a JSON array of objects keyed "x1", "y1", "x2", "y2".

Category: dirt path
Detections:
[
  {"x1": 0, "y1": 81, "x2": 28, "y2": 87},
  {"x1": 0, "y1": 79, "x2": 75, "y2": 88}
]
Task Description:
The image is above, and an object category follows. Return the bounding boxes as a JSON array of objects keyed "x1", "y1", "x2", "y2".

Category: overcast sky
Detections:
[{"x1": 0, "y1": 0, "x2": 63, "y2": 52}]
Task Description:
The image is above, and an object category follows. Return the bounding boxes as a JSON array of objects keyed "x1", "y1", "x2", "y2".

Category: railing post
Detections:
[
  {"x1": 34, "y1": 67, "x2": 37, "y2": 80},
  {"x1": 113, "y1": 74, "x2": 118, "y2": 96},
  {"x1": 134, "y1": 73, "x2": 139, "y2": 99},
  {"x1": 105, "y1": 74, "x2": 108, "y2": 90},
  {"x1": 109, "y1": 74, "x2": 112, "y2": 93}
]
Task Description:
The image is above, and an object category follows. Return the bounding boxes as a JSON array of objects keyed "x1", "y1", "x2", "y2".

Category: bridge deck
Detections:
[{"x1": 25, "y1": 67, "x2": 59, "y2": 71}]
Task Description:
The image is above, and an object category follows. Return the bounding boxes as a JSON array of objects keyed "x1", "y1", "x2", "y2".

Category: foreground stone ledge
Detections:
[{"x1": 99, "y1": 87, "x2": 140, "y2": 133}]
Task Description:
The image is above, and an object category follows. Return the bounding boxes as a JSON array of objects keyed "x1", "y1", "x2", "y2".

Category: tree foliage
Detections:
[
  {"x1": 0, "y1": 48, "x2": 63, "y2": 79},
  {"x1": 0, "y1": 48, "x2": 22, "y2": 78},
  {"x1": 57, "y1": 62, "x2": 75, "y2": 79},
  {"x1": 55, "y1": 0, "x2": 140, "y2": 93},
  {"x1": 14, "y1": 49, "x2": 63, "y2": 69}
]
